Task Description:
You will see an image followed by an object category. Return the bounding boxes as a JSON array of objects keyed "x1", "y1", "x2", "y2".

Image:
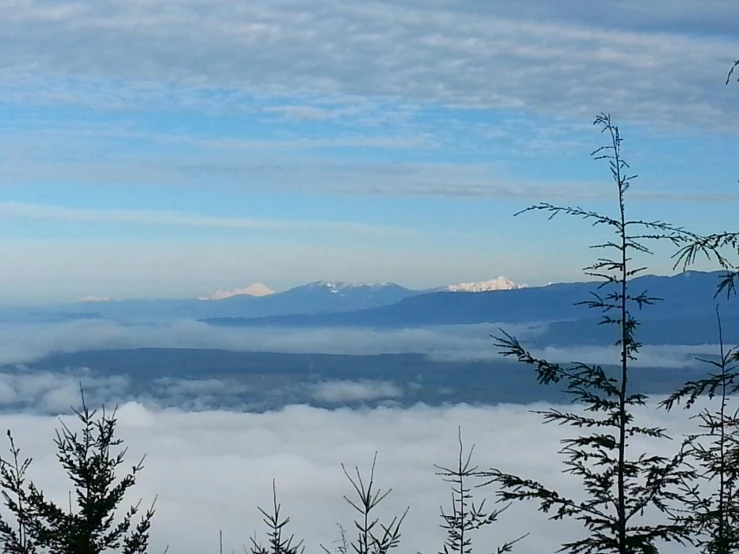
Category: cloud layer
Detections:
[
  {"x1": 2, "y1": 1, "x2": 736, "y2": 208},
  {"x1": 0, "y1": 319, "x2": 723, "y2": 369},
  {"x1": 2, "y1": 0, "x2": 737, "y2": 128},
  {"x1": 0, "y1": 397, "x2": 719, "y2": 554}
]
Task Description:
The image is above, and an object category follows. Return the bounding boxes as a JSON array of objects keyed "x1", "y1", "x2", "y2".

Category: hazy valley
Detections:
[{"x1": 0, "y1": 269, "x2": 732, "y2": 415}]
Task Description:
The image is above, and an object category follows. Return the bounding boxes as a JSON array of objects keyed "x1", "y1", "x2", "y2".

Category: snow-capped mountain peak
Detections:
[
  {"x1": 198, "y1": 283, "x2": 275, "y2": 300},
  {"x1": 307, "y1": 281, "x2": 397, "y2": 293},
  {"x1": 446, "y1": 276, "x2": 526, "y2": 292}
]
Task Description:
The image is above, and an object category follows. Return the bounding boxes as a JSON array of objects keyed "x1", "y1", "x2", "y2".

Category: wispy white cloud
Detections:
[
  {"x1": 0, "y1": 0, "x2": 736, "y2": 128},
  {"x1": 0, "y1": 367, "x2": 131, "y2": 413},
  {"x1": 1, "y1": 119, "x2": 735, "y2": 199},
  {"x1": 263, "y1": 105, "x2": 339, "y2": 121},
  {"x1": 194, "y1": 135, "x2": 435, "y2": 151},
  {"x1": 0, "y1": 202, "x2": 420, "y2": 237},
  {"x1": 7, "y1": 148, "x2": 737, "y2": 202},
  {"x1": 261, "y1": 104, "x2": 368, "y2": 122},
  {"x1": 310, "y1": 380, "x2": 404, "y2": 403}
]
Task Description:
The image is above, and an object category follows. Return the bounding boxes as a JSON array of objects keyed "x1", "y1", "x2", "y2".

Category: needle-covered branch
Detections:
[{"x1": 661, "y1": 309, "x2": 739, "y2": 554}]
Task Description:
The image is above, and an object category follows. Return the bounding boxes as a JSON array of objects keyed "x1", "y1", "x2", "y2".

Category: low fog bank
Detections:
[
  {"x1": 0, "y1": 399, "x2": 718, "y2": 554},
  {"x1": 0, "y1": 352, "x2": 722, "y2": 413},
  {"x1": 0, "y1": 318, "x2": 726, "y2": 369},
  {"x1": 0, "y1": 319, "x2": 541, "y2": 365},
  {"x1": 0, "y1": 368, "x2": 414, "y2": 414},
  {"x1": 0, "y1": 319, "x2": 727, "y2": 411}
]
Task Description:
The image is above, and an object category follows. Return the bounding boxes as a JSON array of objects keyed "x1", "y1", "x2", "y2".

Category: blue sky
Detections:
[{"x1": 0, "y1": 0, "x2": 737, "y2": 303}]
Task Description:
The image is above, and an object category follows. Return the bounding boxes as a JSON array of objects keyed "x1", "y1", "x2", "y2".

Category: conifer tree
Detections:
[
  {"x1": 331, "y1": 454, "x2": 407, "y2": 554},
  {"x1": 314, "y1": 454, "x2": 407, "y2": 554},
  {"x1": 433, "y1": 428, "x2": 526, "y2": 554},
  {"x1": 659, "y1": 58, "x2": 739, "y2": 553},
  {"x1": 250, "y1": 480, "x2": 304, "y2": 554},
  {"x1": 661, "y1": 310, "x2": 739, "y2": 554},
  {"x1": 0, "y1": 388, "x2": 155, "y2": 554},
  {"x1": 479, "y1": 114, "x2": 703, "y2": 554}
]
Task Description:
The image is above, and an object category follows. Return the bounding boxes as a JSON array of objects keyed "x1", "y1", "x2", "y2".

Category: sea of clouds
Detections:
[{"x1": 0, "y1": 397, "x2": 717, "y2": 554}]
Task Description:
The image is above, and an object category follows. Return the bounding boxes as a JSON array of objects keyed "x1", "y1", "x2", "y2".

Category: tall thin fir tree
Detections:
[
  {"x1": 479, "y1": 114, "x2": 706, "y2": 554},
  {"x1": 0, "y1": 387, "x2": 155, "y2": 554},
  {"x1": 660, "y1": 309, "x2": 739, "y2": 554}
]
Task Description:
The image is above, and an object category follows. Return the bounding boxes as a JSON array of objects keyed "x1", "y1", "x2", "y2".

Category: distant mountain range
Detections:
[
  {"x1": 0, "y1": 272, "x2": 733, "y2": 342},
  {"x1": 0, "y1": 281, "x2": 416, "y2": 322},
  {"x1": 0, "y1": 277, "x2": 524, "y2": 323},
  {"x1": 194, "y1": 276, "x2": 525, "y2": 300},
  {"x1": 203, "y1": 271, "x2": 739, "y2": 344}
]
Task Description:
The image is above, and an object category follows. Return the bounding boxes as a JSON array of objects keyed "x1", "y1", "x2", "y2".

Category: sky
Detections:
[{"x1": 1, "y1": 0, "x2": 738, "y2": 302}]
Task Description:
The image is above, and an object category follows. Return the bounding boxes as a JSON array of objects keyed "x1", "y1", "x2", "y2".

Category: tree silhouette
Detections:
[
  {"x1": 250, "y1": 480, "x2": 304, "y2": 554},
  {"x1": 479, "y1": 114, "x2": 703, "y2": 554},
  {"x1": 433, "y1": 428, "x2": 526, "y2": 554},
  {"x1": 661, "y1": 309, "x2": 739, "y2": 554},
  {"x1": 321, "y1": 453, "x2": 408, "y2": 554},
  {"x1": 0, "y1": 387, "x2": 155, "y2": 554}
]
